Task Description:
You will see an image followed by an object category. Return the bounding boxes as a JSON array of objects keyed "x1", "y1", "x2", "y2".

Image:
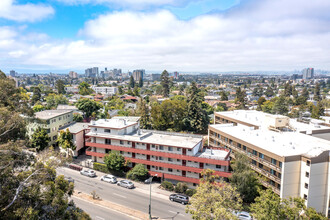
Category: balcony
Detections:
[
  {"x1": 250, "y1": 164, "x2": 281, "y2": 184},
  {"x1": 259, "y1": 179, "x2": 280, "y2": 195},
  {"x1": 213, "y1": 137, "x2": 282, "y2": 172}
]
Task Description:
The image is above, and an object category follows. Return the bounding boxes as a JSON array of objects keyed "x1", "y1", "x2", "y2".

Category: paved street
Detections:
[
  {"x1": 58, "y1": 167, "x2": 190, "y2": 220},
  {"x1": 72, "y1": 196, "x2": 137, "y2": 220}
]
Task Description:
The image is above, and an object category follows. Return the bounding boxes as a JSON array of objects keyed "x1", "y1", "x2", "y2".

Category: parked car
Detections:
[
  {"x1": 117, "y1": 180, "x2": 134, "y2": 189},
  {"x1": 64, "y1": 176, "x2": 74, "y2": 183},
  {"x1": 237, "y1": 211, "x2": 252, "y2": 220},
  {"x1": 100, "y1": 175, "x2": 117, "y2": 184},
  {"x1": 169, "y1": 194, "x2": 189, "y2": 205},
  {"x1": 80, "y1": 169, "x2": 97, "y2": 177},
  {"x1": 144, "y1": 178, "x2": 152, "y2": 184}
]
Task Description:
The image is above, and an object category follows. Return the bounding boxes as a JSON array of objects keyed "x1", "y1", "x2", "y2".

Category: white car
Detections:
[
  {"x1": 100, "y1": 175, "x2": 117, "y2": 184},
  {"x1": 80, "y1": 169, "x2": 97, "y2": 177},
  {"x1": 237, "y1": 211, "x2": 252, "y2": 220}
]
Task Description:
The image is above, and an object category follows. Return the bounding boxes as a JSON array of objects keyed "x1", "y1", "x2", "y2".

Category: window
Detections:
[
  {"x1": 168, "y1": 147, "x2": 173, "y2": 151},
  {"x1": 237, "y1": 143, "x2": 242, "y2": 149},
  {"x1": 104, "y1": 129, "x2": 111, "y2": 133},
  {"x1": 159, "y1": 145, "x2": 164, "y2": 150},
  {"x1": 216, "y1": 165, "x2": 221, "y2": 169},
  {"x1": 59, "y1": 117, "x2": 62, "y2": 121},
  {"x1": 152, "y1": 166, "x2": 155, "y2": 168},
  {"x1": 152, "y1": 144, "x2": 155, "y2": 148},
  {"x1": 159, "y1": 167, "x2": 163, "y2": 170},
  {"x1": 105, "y1": 139, "x2": 111, "y2": 145},
  {"x1": 278, "y1": 173, "x2": 281, "y2": 178},
  {"x1": 259, "y1": 153, "x2": 264, "y2": 159},
  {"x1": 252, "y1": 150, "x2": 258, "y2": 156},
  {"x1": 271, "y1": 158, "x2": 277, "y2": 165},
  {"x1": 127, "y1": 152, "x2": 131, "y2": 155},
  {"x1": 305, "y1": 183, "x2": 308, "y2": 189},
  {"x1": 304, "y1": 194, "x2": 307, "y2": 200},
  {"x1": 168, "y1": 158, "x2": 173, "y2": 162},
  {"x1": 177, "y1": 148, "x2": 180, "y2": 151},
  {"x1": 142, "y1": 143, "x2": 145, "y2": 146},
  {"x1": 306, "y1": 160, "x2": 311, "y2": 166},
  {"x1": 188, "y1": 149, "x2": 192, "y2": 152},
  {"x1": 159, "y1": 157, "x2": 163, "y2": 161},
  {"x1": 270, "y1": 180, "x2": 275, "y2": 186},
  {"x1": 252, "y1": 160, "x2": 257, "y2": 165},
  {"x1": 120, "y1": 140, "x2": 124, "y2": 145},
  {"x1": 127, "y1": 141, "x2": 131, "y2": 145},
  {"x1": 120, "y1": 151, "x2": 123, "y2": 154},
  {"x1": 205, "y1": 163, "x2": 209, "y2": 166},
  {"x1": 305, "y1": 172, "x2": 309, "y2": 178},
  {"x1": 168, "y1": 168, "x2": 173, "y2": 172},
  {"x1": 243, "y1": 145, "x2": 247, "y2": 151},
  {"x1": 177, "y1": 159, "x2": 181, "y2": 162},
  {"x1": 270, "y1": 169, "x2": 276, "y2": 176},
  {"x1": 279, "y1": 162, "x2": 282, "y2": 168},
  {"x1": 105, "y1": 149, "x2": 111, "y2": 154},
  {"x1": 258, "y1": 163, "x2": 263, "y2": 169}
]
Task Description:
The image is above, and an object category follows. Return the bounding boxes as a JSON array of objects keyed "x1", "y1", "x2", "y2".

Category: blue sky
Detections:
[{"x1": 0, "y1": 0, "x2": 329, "y2": 73}]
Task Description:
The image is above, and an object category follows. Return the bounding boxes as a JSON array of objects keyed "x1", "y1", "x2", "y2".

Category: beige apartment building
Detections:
[
  {"x1": 209, "y1": 110, "x2": 330, "y2": 216},
  {"x1": 27, "y1": 110, "x2": 74, "y2": 145}
]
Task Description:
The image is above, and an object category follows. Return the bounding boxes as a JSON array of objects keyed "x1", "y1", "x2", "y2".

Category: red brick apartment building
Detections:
[{"x1": 84, "y1": 117, "x2": 231, "y2": 187}]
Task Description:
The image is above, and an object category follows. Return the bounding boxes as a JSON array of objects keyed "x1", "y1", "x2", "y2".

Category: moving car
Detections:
[
  {"x1": 80, "y1": 169, "x2": 97, "y2": 177},
  {"x1": 117, "y1": 180, "x2": 134, "y2": 189},
  {"x1": 100, "y1": 175, "x2": 117, "y2": 184},
  {"x1": 169, "y1": 194, "x2": 189, "y2": 205}
]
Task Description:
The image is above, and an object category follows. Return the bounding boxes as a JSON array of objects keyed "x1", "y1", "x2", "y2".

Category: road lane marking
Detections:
[{"x1": 113, "y1": 193, "x2": 127, "y2": 198}]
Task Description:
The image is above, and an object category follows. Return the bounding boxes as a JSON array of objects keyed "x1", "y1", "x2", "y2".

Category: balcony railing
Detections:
[
  {"x1": 212, "y1": 137, "x2": 282, "y2": 172},
  {"x1": 250, "y1": 164, "x2": 281, "y2": 183},
  {"x1": 259, "y1": 179, "x2": 280, "y2": 195}
]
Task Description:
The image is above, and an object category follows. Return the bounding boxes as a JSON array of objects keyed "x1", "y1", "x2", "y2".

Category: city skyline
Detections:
[{"x1": 1, "y1": 0, "x2": 330, "y2": 72}]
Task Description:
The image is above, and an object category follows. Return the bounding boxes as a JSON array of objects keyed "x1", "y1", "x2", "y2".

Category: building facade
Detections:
[
  {"x1": 133, "y1": 69, "x2": 144, "y2": 81},
  {"x1": 210, "y1": 110, "x2": 330, "y2": 216},
  {"x1": 27, "y1": 110, "x2": 74, "y2": 146},
  {"x1": 84, "y1": 117, "x2": 231, "y2": 187},
  {"x1": 92, "y1": 86, "x2": 118, "y2": 95},
  {"x1": 303, "y1": 68, "x2": 314, "y2": 79}
]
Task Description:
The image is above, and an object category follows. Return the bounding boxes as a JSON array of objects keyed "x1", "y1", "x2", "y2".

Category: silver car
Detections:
[
  {"x1": 100, "y1": 175, "x2": 117, "y2": 184},
  {"x1": 80, "y1": 169, "x2": 97, "y2": 177},
  {"x1": 117, "y1": 180, "x2": 134, "y2": 189}
]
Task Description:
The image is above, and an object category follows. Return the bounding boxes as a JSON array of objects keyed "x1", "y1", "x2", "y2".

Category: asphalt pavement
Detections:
[{"x1": 58, "y1": 167, "x2": 190, "y2": 220}]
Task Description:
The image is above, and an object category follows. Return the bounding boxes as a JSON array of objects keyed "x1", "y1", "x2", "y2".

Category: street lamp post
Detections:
[{"x1": 149, "y1": 174, "x2": 158, "y2": 219}]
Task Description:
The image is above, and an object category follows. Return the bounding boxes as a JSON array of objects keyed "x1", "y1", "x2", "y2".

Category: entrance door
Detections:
[
  {"x1": 182, "y1": 171, "x2": 186, "y2": 177},
  {"x1": 199, "y1": 163, "x2": 204, "y2": 169},
  {"x1": 182, "y1": 160, "x2": 186, "y2": 166},
  {"x1": 147, "y1": 144, "x2": 150, "y2": 150},
  {"x1": 182, "y1": 148, "x2": 186, "y2": 155},
  {"x1": 132, "y1": 142, "x2": 135, "y2": 148},
  {"x1": 147, "y1": 155, "x2": 150, "y2": 161}
]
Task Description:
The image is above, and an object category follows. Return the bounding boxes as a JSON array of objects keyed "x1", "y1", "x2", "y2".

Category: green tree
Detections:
[
  {"x1": 161, "y1": 70, "x2": 170, "y2": 97},
  {"x1": 175, "y1": 182, "x2": 188, "y2": 194},
  {"x1": 292, "y1": 85, "x2": 298, "y2": 99},
  {"x1": 56, "y1": 79, "x2": 66, "y2": 94},
  {"x1": 33, "y1": 104, "x2": 45, "y2": 112},
  {"x1": 261, "y1": 100, "x2": 275, "y2": 113},
  {"x1": 104, "y1": 151, "x2": 125, "y2": 173},
  {"x1": 57, "y1": 129, "x2": 76, "y2": 157},
  {"x1": 301, "y1": 87, "x2": 309, "y2": 99},
  {"x1": 311, "y1": 101, "x2": 325, "y2": 119},
  {"x1": 220, "y1": 91, "x2": 228, "y2": 101},
  {"x1": 45, "y1": 93, "x2": 68, "y2": 109},
  {"x1": 230, "y1": 153, "x2": 260, "y2": 203},
  {"x1": 251, "y1": 189, "x2": 326, "y2": 220},
  {"x1": 133, "y1": 85, "x2": 140, "y2": 97},
  {"x1": 295, "y1": 95, "x2": 307, "y2": 106},
  {"x1": 78, "y1": 81, "x2": 93, "y2": 95},
  {"x1": 272, "y1": 96, "x2": 288, "y2": 115},
  {"x1": 235, "y1": 87, "x2": 247, "y2": 109},
  {"x1": 76, "y1": 98, "x2": 102, "y2": 118},
  {"x1": 30, "y1": 127, "x2": 49, "y2": 151},
  {"x1": 126, "y1": 164, "x2": 149, "y2": 181},
  {"x1": 73, "y1": 113, "x2": 84, "y2": 122},
  {"x1": 118, "y1": 85, "x2": 124, "y2": 95},
  {"x1": 186, "y1": 169, "x2": 242, "y2": 220},
  {"x1": 138, "y1": 77, "x2": 143, "y2": 87},
  {"x1": 257, "y1": 96, "x2": 266, "y2": 110},
  {"x1": 314, "y1": 82, "x2": 321, "y2": 101},
  {"x1": 31, "y1": 86, "x2": 42, "y2": 105},
  {"x1": 265, "y1": 86, "x2": 274, "y2": 97},
  {"x1": 0, "y1": 107, "x2": 26, "y2": 144},
  {"x1": 0, "y1": 143, "x2": 91, "y2": 219},
  {"x1": 129, "y1": 75, "x2": 135, "y2": 88},
  {"x1": 187, "y1": 82, "x2": 209, "y2": 133},
  {"x1": 137, "y1": 99, "x2": 151, "y2": 129}
]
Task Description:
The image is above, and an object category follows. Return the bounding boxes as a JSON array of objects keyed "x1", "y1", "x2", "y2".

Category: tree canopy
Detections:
[
  {"x1": 104, "y1": 151, "x2": 125, "y2": 173},
  {"x1": 76, "y1": 98, "x2": 102, "y2": 119},
  {"x1": 161, "y1": 70, "x2": 170, "y2": 97},
  {"x1": 78, "y1": 82, "x2": 93, "y2": 95},
  {"x1": 29, "y1": 127, "x2": 50, "y2": 152}
]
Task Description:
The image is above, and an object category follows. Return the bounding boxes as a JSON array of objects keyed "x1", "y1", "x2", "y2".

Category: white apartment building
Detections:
[
  {"x1": 27, "y1": 110, "x2": 74, "y2": 145},
  {"x1": 92, "y1": 86, "x2": 118, "y2": 95},
  {"x1": 210, "y1": 110, "x2": 330, "y2": 216},
  {"x1": 84, "y1": 117, "x2": 231, "y2": 187},
  {"x1": 65, "y1": 86, "x2": 79, "y2": 93}
]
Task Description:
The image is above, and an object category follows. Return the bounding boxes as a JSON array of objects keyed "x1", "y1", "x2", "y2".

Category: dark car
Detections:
[{"x1": 169, "y1": 194, "x2": 189, "y2": 205}]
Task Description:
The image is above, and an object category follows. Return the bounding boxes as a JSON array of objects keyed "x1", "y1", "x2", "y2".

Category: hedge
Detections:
[
  {"x1": 161, "y1": 181, "x2": 174, "y2": 191},
  {"x1": 185, "y1": 189, "x2": 197, "y2": 197},
  {"x1": 93, "y1": 162, "x2": 109, "y2": 173},
  {"x1": 174, "y1": 182, "x2": 188, "y2": 193}
]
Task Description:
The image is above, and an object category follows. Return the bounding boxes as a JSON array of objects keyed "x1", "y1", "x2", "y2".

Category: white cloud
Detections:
[
  {"x1": 0, "y1": 0, "x2": 54, "y2": 22},
  {"x1": 2, "y1": 0, "x2": 330, "y2": 72}
]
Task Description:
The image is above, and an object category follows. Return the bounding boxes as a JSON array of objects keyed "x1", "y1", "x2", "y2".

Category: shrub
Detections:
[
  {"x1": 93, "y1": 162, "x2": 109, "y2": 173},
  {"x1": 161, "y1": 181, "x2": 174, "y2": 191},
  {"x1": 126, "y1": 164, "x2": 149, "y2": 181},
  {"x1": 185, "y1": 189, "x2": 197, "y2": 197},
  {"x1": 174, "y1": 182, "x2": 188, "y2": 193}
]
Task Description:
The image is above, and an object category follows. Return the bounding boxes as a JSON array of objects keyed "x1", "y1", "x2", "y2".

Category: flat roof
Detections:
[
  {"x1": 57, "y1": 105, "x2": 78, "y2": 110},
  {"x1": 59, "y1": 122, "x2": 89, "y2": 133},
  {"x1": 197, "y1": 149, "x2": 229, "y2": 160},
  {"x1": 34, "y1": 110, "x2": 73, "y2": 120},
  {"x1": 90, "y1": 118, "x2": 137, "y2": 129},
  {"x1": 86, "y1": 130, "x2": 202, "y2": 149},
  {"x1": 210, "y1": 124, "x2": 330, "y2": 158},
  {"x1": 215, "y1": 110, "x2": 328, "y2": 132}
]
